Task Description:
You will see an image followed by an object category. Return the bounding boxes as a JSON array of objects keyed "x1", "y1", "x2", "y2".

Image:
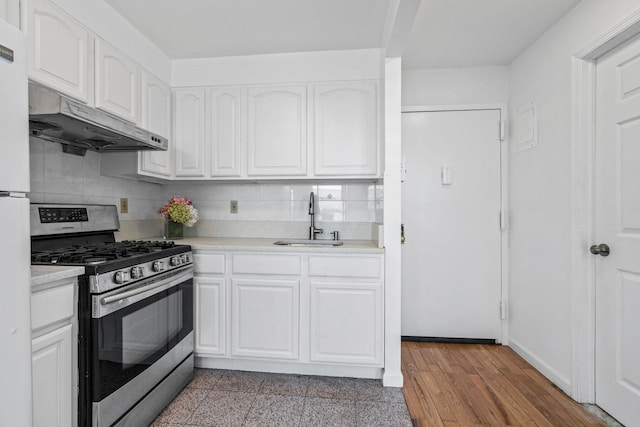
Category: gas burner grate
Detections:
[{"x1": 31, "y1": 240, "x2": 179, "y2": 265}]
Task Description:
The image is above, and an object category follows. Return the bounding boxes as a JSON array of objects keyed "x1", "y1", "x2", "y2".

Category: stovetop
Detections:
[
  {"x1": 32, "y1": 240, "x2": 178, "y2": 264},
  {"x1": 31, "y1": 240, "x2": 191, "y2": 274}
]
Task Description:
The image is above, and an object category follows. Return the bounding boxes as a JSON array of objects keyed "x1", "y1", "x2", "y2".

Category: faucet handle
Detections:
[{"x1": 331, "y1": 230, "x2": 339, "y2": 241}]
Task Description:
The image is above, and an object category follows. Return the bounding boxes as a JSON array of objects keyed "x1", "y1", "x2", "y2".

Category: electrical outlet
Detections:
[
  {"x1": 120, "y1": 198, "x2": 129, "y2": 214},
  {"x1": 230, "y1": 200, "x2": 238, "y2": 214}
]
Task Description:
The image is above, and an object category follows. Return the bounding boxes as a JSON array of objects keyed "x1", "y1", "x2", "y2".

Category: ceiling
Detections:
[{"x1": 105, "y1": 0, "x2": 581, "y2": 68}]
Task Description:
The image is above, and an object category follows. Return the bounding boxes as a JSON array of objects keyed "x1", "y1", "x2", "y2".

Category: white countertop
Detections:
[
  {"x1": 31, "y1": 265, "x2": 85, "y2": 286},
  {"x1": 156, "y1": 237, "x2": 384, "y2": 254},
  {"x1": 29, "y1": 238, "x2": 382, "y2": 287}
]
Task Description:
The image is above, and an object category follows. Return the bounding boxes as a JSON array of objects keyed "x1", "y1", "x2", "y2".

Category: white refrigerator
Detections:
[{"x1": 0, "y1": 20, "x2": 32, "y2": 426}]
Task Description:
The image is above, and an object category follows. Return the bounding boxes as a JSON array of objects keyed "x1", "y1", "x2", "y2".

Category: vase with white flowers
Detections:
[{"x1": 159, "y1": 196, "x2": 198, "y2": 239}]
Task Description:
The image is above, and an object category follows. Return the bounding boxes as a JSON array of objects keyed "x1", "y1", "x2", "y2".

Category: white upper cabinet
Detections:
[
  {"x1": 313, "y1": 82, "x2": 378, "y2": 176},
  {"x1": 247, "y1": 85, "x2": 307, "y2": 176},
  {"x1": 139, "y1": 71, "x2": 172, "y2": 177},
  {"x1": 94, "y1": 39, "x2": 139, "y2": 123},
  {"x1": 26, "y1": 0, "x2": 90, "y2": 102},
  {"x1": 208, "y1": 87, "x2": 242, "y2": 177},
  {"x1": 174, "y1": 88, "x2": 206, "y2": 177}
]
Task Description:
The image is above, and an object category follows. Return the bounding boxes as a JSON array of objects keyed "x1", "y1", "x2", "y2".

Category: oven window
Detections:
[
  {"x1": 122, "y1": 291, "x2": 182, "y2": 368},
  {"x1": 91, "y1": 279, "x2": 193, "y2": 400}
]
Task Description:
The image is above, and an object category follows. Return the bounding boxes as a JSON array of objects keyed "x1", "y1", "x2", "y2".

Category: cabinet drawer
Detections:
[
  {"x1": 31, "y1": 281, "x2": 75, "y2": 331},
  {"x1": 232, "y1": 254, "x2": 301, "y2": 275},
  {"x1": 194, "y1": 252, "x2": 226, "y2": 274},
  {"x1": 308, "y1": 255, "x2": 382, "y2": 279}
]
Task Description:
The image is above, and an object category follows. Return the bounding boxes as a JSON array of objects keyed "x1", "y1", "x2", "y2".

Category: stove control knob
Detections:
[
  {"x1": 180, "y1": 254, "x2": 188, "y2": 264},
  {"x1": 115, "y1": 270, "x2": 130, "y2": 284},
  {"x1": 130, "y1": 266, "x2": 144, "y2": 279},
  {"x1": 152, "y1": 261, "x2": 166, "y2": 272},
  {"x1": 170, "y1": 256, "x2": 178, "y2": 266}
]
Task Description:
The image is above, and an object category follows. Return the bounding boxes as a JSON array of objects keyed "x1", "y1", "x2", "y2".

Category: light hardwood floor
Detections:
[{"x1": 401, "y1": 341, "x2": 607, "y2": 426}]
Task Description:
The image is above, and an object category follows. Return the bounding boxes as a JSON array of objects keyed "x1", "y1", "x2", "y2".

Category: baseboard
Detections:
[
  {"x1": 401, "y1": 336, "x2": 497, "y2": 345},
  {"x1": 508, "y1": 338, "x2": 572, "y2": 394},
  {"x1": 195, "y1": 357, "x2": 383, "y2": 380}
]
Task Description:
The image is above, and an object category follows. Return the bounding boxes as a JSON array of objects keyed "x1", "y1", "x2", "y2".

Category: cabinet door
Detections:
[
  {"x1": 32, "y1": 324, "x2": 73, "y2": 427},
  {"x1": 310, "y1": 282, "x2": 383, "y2": 365},
  {"x1": 208, "y1": 88, "x2": 242, "y2": 177},
  {"x1": 1, "y1": 0, "x2": 19, "y2": 26},
  {"x1": 174, "y1": 89, "x2": 206, "y2": 177},
  {"x1": 195, "y1": 277, "x2": 226, "y2": 356},
  {"x1": 140, "y1": 71, "x2": 172, "y2": 177},
  {"x1": 231, "y1": 278, "x2": 299, "y2": 359},
  {"x1": 247, "y1": 86, "x2": 307, "y2": 176},
  {"x1": 314, "y1": 82, "x2": 378, "y2": 176},
  {"x1": 27, "y1": 0, "x2": 90, "y2": 102},
  {"x1": 94, "y1": 39, "x2": 139, "y2": 123}
]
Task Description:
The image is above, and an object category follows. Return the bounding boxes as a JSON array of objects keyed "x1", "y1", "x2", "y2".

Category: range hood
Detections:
[{"x1": 28, "y1": 84, "x2": 168, "y2": 156}]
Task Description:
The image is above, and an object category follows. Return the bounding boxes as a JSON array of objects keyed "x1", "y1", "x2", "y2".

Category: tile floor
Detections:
[{"x1": 151, "y1": 369, "x2": 412, "y2": 427}]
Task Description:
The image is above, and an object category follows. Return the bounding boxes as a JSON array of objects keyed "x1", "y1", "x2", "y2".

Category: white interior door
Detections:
[
  {"x1": 401, "y1": 109, "x2": 502, "y2": 341},
  {"x1": 594, "y1": 34, "x2": 640, "y2": 427}
]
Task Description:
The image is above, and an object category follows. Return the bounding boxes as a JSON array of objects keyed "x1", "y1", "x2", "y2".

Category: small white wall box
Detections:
[
  {"x1": 512, "y1": 101, "x2": 538, "y2": 153},
  {"x1": 441, "y1": 165, "x2": 453, "y2": 185}
]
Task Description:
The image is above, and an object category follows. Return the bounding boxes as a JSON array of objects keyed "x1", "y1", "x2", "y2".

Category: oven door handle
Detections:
[{"x1": 100, "y1": 265, "x2": 194, "y2": 306}]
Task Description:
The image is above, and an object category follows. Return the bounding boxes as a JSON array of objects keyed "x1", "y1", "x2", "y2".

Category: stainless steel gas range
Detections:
[{"x1": 30, "y1": 204, "x2": 194, "y2": 427}]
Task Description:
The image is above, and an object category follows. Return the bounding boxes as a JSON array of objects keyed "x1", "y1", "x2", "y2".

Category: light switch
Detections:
[{"x1": 441, "y1": 165, "x2": 453, "y2": 185}]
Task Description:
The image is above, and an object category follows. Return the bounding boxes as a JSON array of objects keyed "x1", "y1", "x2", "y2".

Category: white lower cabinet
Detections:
[
  {"x1": 194, "y1": 252, "x2": 226, "y2": 356},
  {"x1": 310, "y1": 282, "x2": 382, "y2": 364},
  {"x1": 32, "y1": 324, "x2": 73, "y2": 427},
  {"x1": 308, "y1": 255, "x2": 384, "y2": 365},
  {"x1": 31, "y1": 278, "x2": 77, "y2": 427},
  {"x1": 194, "y1": 277, "x2": 226, "y2": 356},
  {"x1": 193, "y1": 249, "x2": 384, "y2": 373},
  {"x1": 231, "y1": 278, "x2": 299, "y2": 359}
]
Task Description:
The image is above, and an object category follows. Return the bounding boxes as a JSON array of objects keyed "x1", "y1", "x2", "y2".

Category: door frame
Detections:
[
  {"x1": 571, "y1": 9, "x2": 640, "y2": 403},
  {"x1": 401, "y1": 104, "x2": 509, "y2": 345}
]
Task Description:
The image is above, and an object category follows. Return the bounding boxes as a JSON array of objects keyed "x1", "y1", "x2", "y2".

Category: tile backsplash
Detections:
[{"x1": 29, "y1": 139, "x2": 384, "y2": 240}]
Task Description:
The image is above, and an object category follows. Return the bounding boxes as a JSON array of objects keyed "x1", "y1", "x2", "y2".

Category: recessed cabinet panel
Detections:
[
  {"x1": 31, "y1": 281, "x2": 75, "y2": 331},
  {"x1": 314, "y1": 82, "x2": 378, "y2": 176},
  {"x1": 140, "y1": 71, "x2": 172, "y2": 177},
  {"x1": 94, "y1": 39, "x2": 139, "y2": 123},
  {"x1": 174, "y1": 89, "x2": 206, "y2": 177},
  {"x1": 194, "y1": 252, "x2": 226, "y2": 274},
  {"x1": 28, "y1": 0, "x2": 89, "y2": 102},
  {"x1": 195, "y1": 278, "x2": 226, "y2": 356},
  {"x1": 209, "y1": 88, "x2": 242, "y2": 177},
  {"x1": 32, "y1": 324, "x2": 73, "y2": 427},
  {"x1": 248, "y1": 86, "x2": 307, "y2": 176},
  {"x1": 310, "y1": 282, "x2": 382, "y2": 364},
  {"x1": 232, "y1": 253, "x2": 301, "y2": 275},
  {"x1": 231, "y1": 279, "x2": 299, "y2": 359},
  {"x1": 308, "y1": 255, "x2": 382, "y2": 279}
]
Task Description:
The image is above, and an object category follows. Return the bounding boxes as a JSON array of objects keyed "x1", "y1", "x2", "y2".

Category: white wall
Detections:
[
  {"x1": 507, "y1": 0, "x2": 640, "y2": 394},
  {"x1": 28, "y1": 138, "x2": 166, "y2": 238},
  {"x1": 164, "y1": 181, "x2": 382, "y2": 240},
  {"x1": 402, "y1": 66, "x2": 509, "y2": 107},
  {"x1": 172, "y1": 49, "x2": 382, "y2": 87},
  {"x1": 29, "y1": 137, "x2": 382, "y2": 240}
]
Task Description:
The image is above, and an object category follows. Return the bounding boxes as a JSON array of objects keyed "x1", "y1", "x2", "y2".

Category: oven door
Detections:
[{"x1": 88, "y1": 265, "x2": 194, "y2": 426}]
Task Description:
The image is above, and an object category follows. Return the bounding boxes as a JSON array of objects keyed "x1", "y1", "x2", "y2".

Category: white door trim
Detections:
[
  {"x1": 401, "y1": 103, "x2": 509, "y2": 345},
  {"x1": 571, "y1": 8, "x2": 640, "y2": 403}
]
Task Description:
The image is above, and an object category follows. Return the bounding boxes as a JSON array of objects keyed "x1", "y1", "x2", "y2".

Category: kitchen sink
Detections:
[{"x1": 273, "y1": 239, "x2": 344, "y2": 247}]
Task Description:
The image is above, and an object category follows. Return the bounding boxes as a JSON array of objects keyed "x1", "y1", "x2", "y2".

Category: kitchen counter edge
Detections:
[
  {"x1": 158, "y1": 237, "x2": 384, "y2": 254},
  {"x1": 31, "y1": 265, "x2": 85, "y2": 286}
]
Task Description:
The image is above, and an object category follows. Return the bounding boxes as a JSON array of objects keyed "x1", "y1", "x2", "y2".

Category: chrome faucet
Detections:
[{"x1": 308, "y1": 191, "x2": 323, "y2": 240}]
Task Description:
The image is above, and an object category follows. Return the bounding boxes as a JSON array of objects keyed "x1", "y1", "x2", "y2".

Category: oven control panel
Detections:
[
  {"x1": 90, "y1": 251, "x2": 193, "y2": 293},
  {"x1": 38, "y1": 207, "x2": 89, "y2": 223}
]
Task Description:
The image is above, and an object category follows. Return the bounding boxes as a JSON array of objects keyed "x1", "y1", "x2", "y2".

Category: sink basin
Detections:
[{"x1": 273, "y1": 239, "x2": 344, "y2": 247}]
